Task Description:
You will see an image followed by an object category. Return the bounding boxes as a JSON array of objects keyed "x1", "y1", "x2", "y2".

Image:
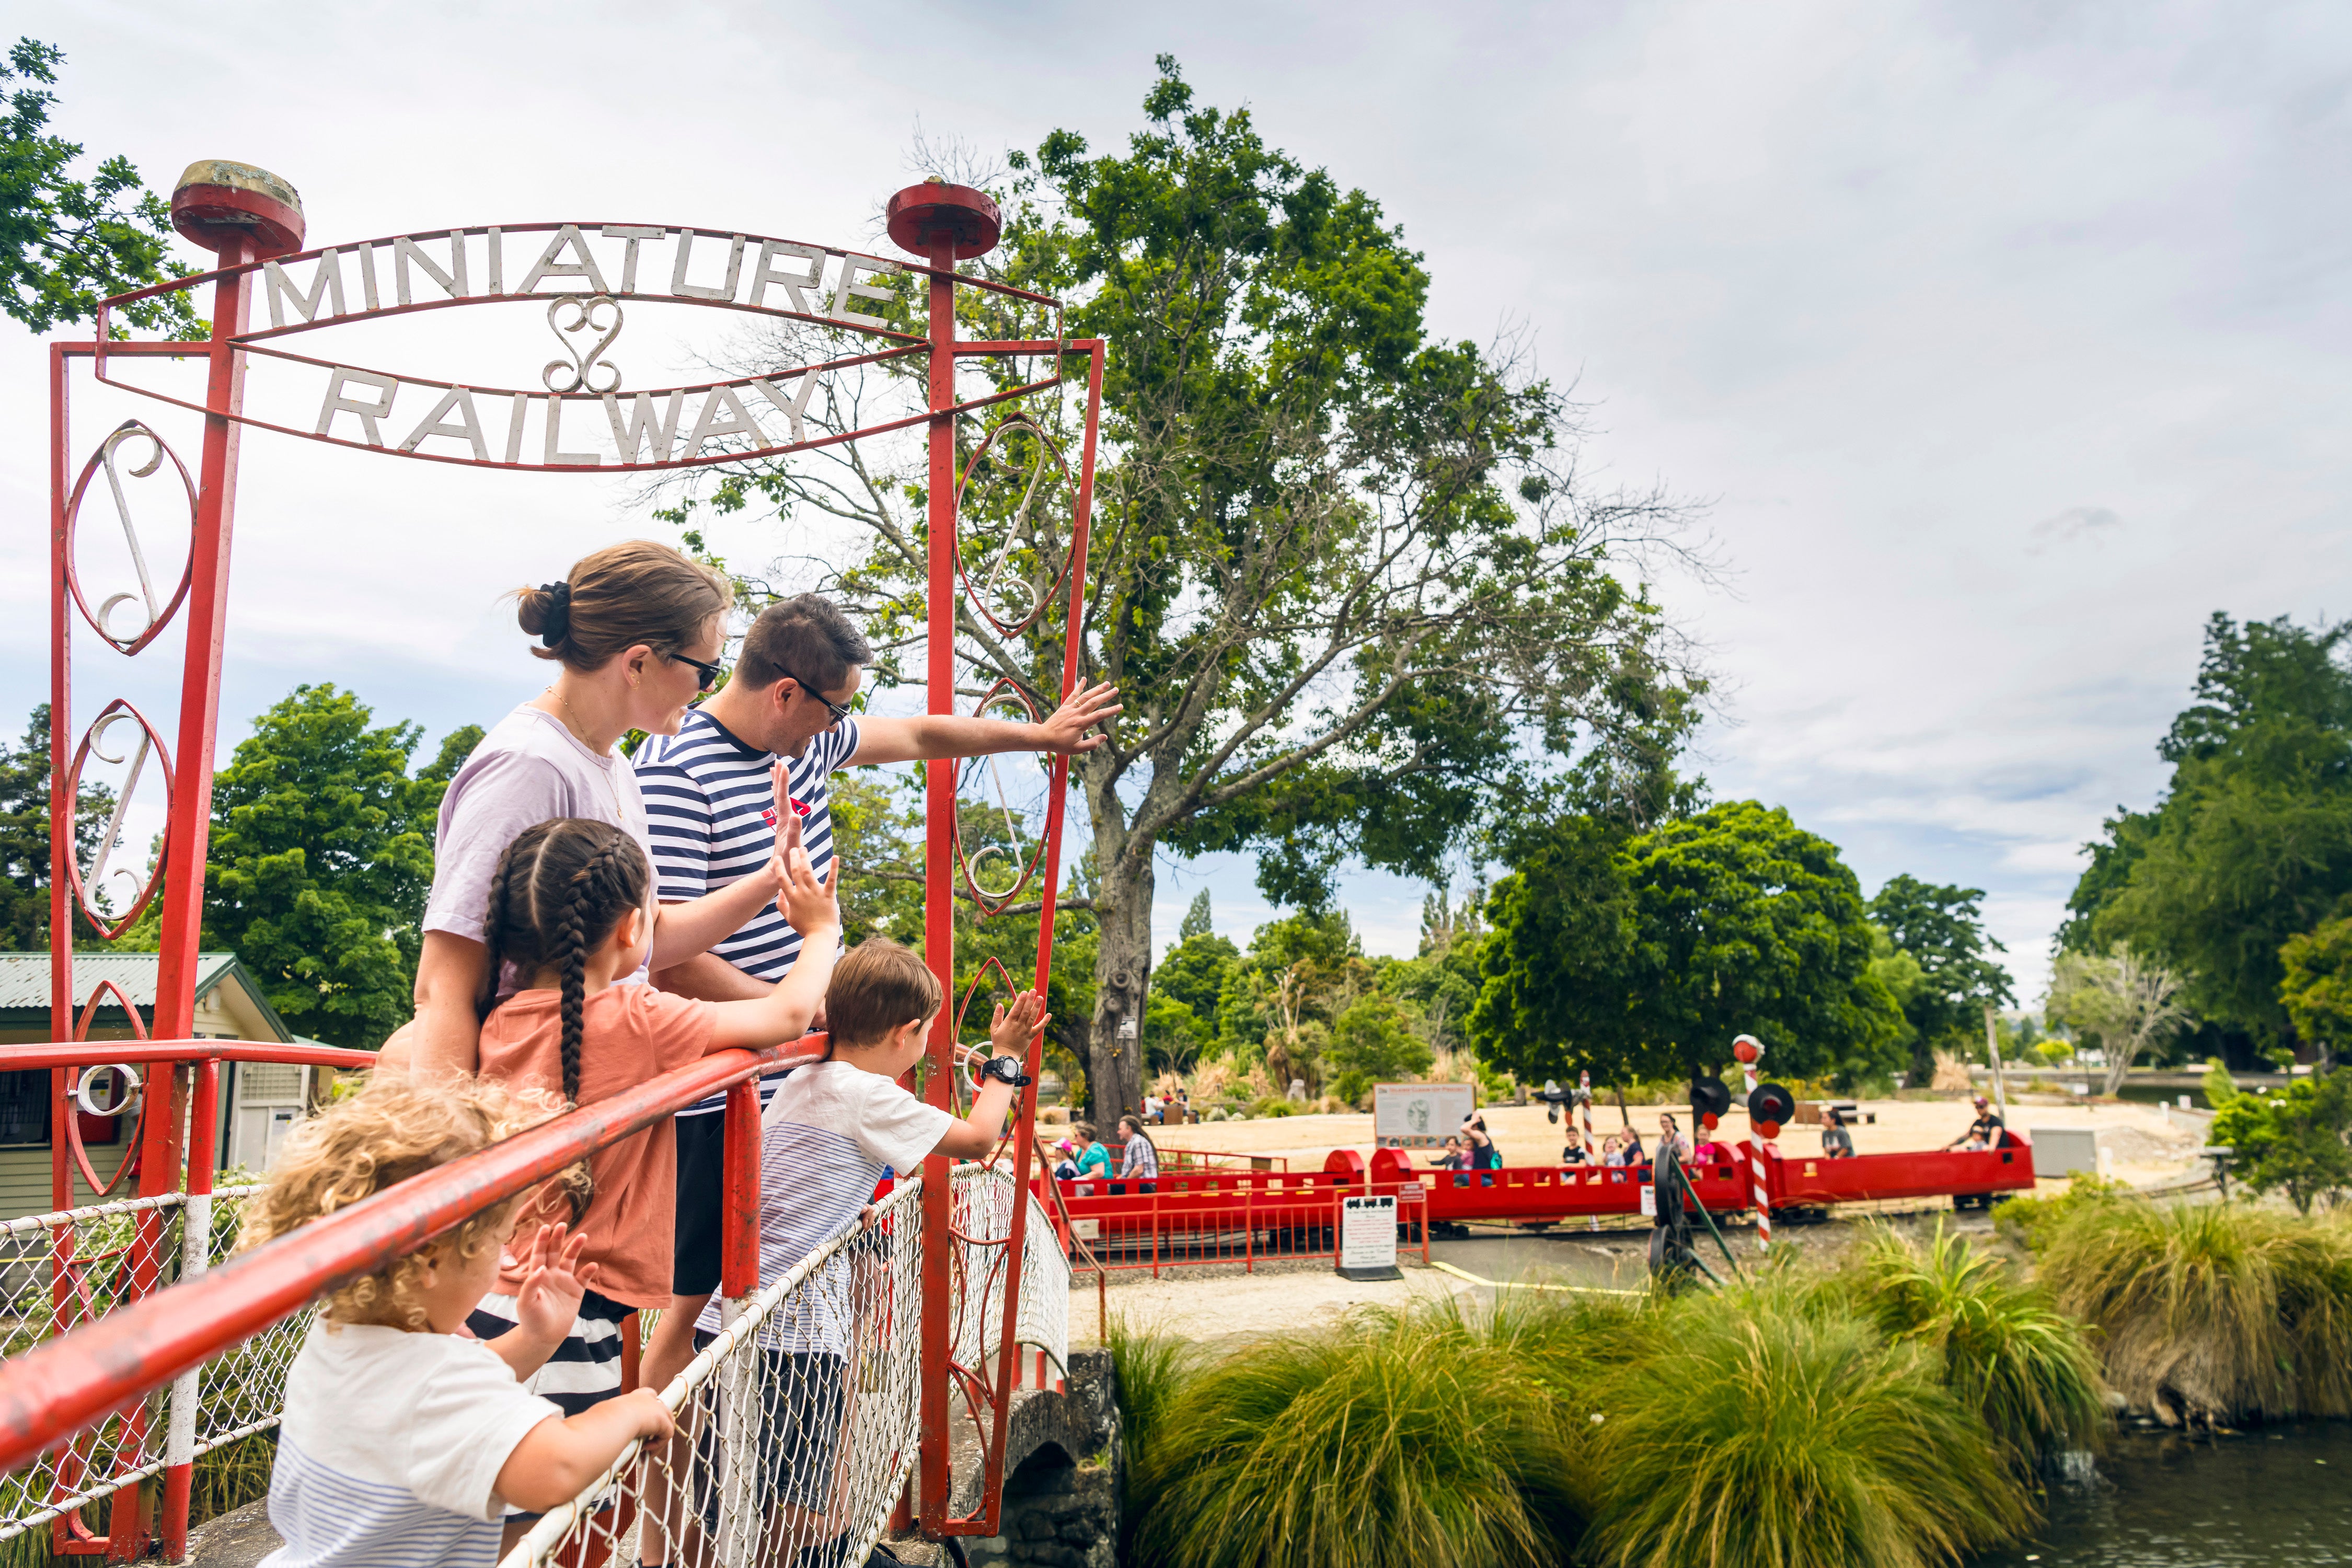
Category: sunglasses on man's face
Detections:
[
  {"x1": 666, "y1": 650, "x2": 727, "y2": 692},
  {"x1": 777, "y1": 665, "x2": 857, "y2": 727}
]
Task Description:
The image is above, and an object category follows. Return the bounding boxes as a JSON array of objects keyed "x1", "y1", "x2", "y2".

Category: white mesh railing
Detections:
[
  {"x1": 0, "y1": 1183, "x2": 293, "y2": 1543},
  {"x1": 510, "y1": 1181, "x2": 928, "y2": 1568},
  {"x1": 510, "y1": 1165, "x2": 1071, "y2": 1568},
  {"x1": 0, "y1": 1161, "x2": 1074, "y2": 1562},
  {"x1": 949, "y1": 1165, "x2": 1069, "y2": 1386}
]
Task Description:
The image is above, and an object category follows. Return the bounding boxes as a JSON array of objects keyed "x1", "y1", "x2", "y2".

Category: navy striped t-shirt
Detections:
[{"x1": 636, "y1": 707, "x2": 861, "y2": 1115}]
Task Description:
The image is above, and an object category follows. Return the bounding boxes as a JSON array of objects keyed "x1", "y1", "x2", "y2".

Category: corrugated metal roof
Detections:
[{"x1": 0, "y1": 953, "x2": 240, "y2": 1012}]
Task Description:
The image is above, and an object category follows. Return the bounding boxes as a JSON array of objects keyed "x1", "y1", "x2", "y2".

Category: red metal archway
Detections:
[{"x1": 43, "y1": 161, "x2": 1096, "y2": 1549}]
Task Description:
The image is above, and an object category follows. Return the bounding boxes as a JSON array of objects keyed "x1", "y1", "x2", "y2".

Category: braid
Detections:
[
  {"x1": 484, "y1": 818, "x2": 651, "y2": 1110},
  {"x1": 555, "y1": 832, "x2": 631, "y2": 1108},
  {"x1": 476, "y1": 851, "x2": 523, "y2": 1020}
]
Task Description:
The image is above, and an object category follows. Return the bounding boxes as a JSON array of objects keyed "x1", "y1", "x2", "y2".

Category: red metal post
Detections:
[
  {"x1": 916, "y1": 230, "x2": 959, "y2": 1530},
  {"x1": 159, "y1": 1059, "x2": 220, "y2": 1561},
  {"x1": 719, "y1": 1080, "x2": 760, "y2": 1299}
]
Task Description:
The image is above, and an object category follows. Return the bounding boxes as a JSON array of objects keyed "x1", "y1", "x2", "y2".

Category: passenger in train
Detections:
[
  {"x1": 242, "y1": 1076, "x2": 674, "y2": 1568},
  {"x1": 1944, "y1": 1095, "x2": 2005, "y2": 1151},
  {"x1": 1819, "y1": 1106, "x2": 1855, "y2": 1158},
  {"x1": 1559, "y1": 1128, "x2": 1590, "y2": 1165},
  {"x1": 1656, "y1": 1113, "x2": 1693, "y2": 1163},
  {"x1": 1071, "y1": 1122, "x2": 1113, "y2": 1180}
]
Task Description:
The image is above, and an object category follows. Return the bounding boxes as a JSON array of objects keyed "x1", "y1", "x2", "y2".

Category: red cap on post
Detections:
[
  {"x1": 885, "y1": 179, "x2": 1001, "y2": 261},
  {"x1": 170, "y1": 160, "x2": 304, "y2": 258}
]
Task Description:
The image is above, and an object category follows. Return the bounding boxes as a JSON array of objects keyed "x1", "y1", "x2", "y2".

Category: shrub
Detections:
[
  {"x1": 1850, "y1": 1222, "x2": 2103, "y2": 1465},
  {"x1": 2209, "y1": 1071, "x2": 2352, "y2": 1213},
  {"x1": 1132, "y1": 1304, "x2": 1581, "y2": 1568},
  {"x1": 2037, "y1": 1198, "x2": 2352, "y2": 1422},
  {"x1": 1991, "y1": 1172, "x2": 2128, "y2": 1252},
  {"x1": 1247, "y1": 1096, "x2": 1298, "y2": 1119},
  {"x1": 1581, "y1": 1284, "x2": 2033, "y2": 1567}
]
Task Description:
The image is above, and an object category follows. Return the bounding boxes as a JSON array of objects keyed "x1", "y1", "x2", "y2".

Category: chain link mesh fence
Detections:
[{"x1": 0, "y1": 1183, "x2": 299, "y2": 1544}]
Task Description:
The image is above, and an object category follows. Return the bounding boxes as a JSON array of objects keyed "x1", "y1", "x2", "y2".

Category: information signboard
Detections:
[
  {"x1": 1373, "y1": 1082, "x2": 1475, "y2": 1148},
  {"x1": 1338, "y1": 1194, "x2": 1402, "y2": 1282}
]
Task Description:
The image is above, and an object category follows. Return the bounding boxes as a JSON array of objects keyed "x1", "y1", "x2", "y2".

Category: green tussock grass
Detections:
[
  {"x1": 1850, "y1": 1220, "x2": 2105, "y2": 1466},
  {"x1": 1104, "y1": 1315, "x2": 1195, "y2": 1486},
  {"x1": 1129, "y1": 1300, "x2": 1583, "y2": 1568},
  {"x1": 1579, "y1": 1283, "x2": 2034, "y2": 1568},
  {"x1": 2038, "y1": 1198, "x2": 2352, "y2": 1422}
]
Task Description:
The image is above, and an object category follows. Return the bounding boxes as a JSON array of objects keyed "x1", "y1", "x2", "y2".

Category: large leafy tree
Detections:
[
  {"x1": 1869, "y1": 874, "x2": 2015, "y2": 1083},
  {"x1": 691, "y1": 59, "x2": 1700, "y2": 1122},
  {"x1": 0, "y1": 39, "x2": 199, "y2": 336},
  {"x1": 2279, "y1": 915, "x2": 2352, "y2": 1067},
  {"x1": 2208, "y1": 1072, "x2": 2352, "y2": 1215},
  {"x1": 0, "y1": 704, "x2": 116, "y2": 949},
  {"x1": 156, "y1": 686, "x2": 479, "y2": 1048},
  {"x1": 2065, "y1": 614, "x2": 2352, "y2": 1053},
  {"x1": 1471, "y1": 802, "x2": 1903, "y2": 1089}
]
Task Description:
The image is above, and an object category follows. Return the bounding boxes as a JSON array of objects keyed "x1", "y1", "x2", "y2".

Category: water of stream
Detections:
[{"x1": 1971, "y1": 1422, "x2": 2352, "y2": 1565}]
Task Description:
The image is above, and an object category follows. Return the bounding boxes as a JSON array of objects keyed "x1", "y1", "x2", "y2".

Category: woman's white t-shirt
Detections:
[
  {"x1": 261, "y1": 1321, "x2": 560, "y2": 1568},
  {"x1": 423, "y1": 704, "x2": 653, "y2": 987}
]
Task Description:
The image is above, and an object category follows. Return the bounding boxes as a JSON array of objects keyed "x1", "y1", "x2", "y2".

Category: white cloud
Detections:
[{"x1": 7, "y1": 0, "x2": 2345, "y2": 1007}]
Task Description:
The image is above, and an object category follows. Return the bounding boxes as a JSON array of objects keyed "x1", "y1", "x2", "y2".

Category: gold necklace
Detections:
[{"x1": 548, "y1": 687, "x2": 627, "y2": 819}]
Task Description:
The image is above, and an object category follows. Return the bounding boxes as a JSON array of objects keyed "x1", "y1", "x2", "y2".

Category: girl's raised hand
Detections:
[
  {"x1": 774, "y1": 828, "x2": 840, "y2": 937},
  {"x1": 512, "y1": 1221, "x2": 598, "y2": 1343},
  {"x1": 987, "y1": 990, "x2": 1048, "y2": 1057}
]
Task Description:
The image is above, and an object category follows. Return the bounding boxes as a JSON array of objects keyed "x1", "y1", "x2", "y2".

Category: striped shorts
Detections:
[{"x1": 465, "y1": 1286, "x2": 632, "y2": 1414}]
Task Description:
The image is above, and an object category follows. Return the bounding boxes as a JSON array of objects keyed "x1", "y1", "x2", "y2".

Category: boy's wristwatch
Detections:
[{"x1": 978, "y1": 1055, "x2": 1033, "y2": 1088}]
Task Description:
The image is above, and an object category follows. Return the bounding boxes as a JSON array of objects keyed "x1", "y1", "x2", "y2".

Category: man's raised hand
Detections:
[{"x1": 1036, "y1": 682, "x2": 1122, "y2": 755}]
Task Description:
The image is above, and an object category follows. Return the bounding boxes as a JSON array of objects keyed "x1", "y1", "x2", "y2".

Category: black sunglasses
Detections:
[
  {"x1": 778, "y1": 665, "x2": 857, "y2": 725},
  {"x1": 665, "y1": 650, "x2": 727, "y2": 692}
]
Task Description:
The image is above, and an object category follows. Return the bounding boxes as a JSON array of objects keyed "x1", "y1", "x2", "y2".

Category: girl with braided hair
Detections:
[{"x1": 465, "y1": 813, "x2": 841, "y2": 1480}]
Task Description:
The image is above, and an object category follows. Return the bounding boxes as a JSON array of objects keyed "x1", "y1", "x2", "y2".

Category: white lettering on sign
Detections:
[
  {"x1": 601, "y1": 226, "x2": 666, "y2": 294},
  {"x1": 265, "y1": 249, "x2": 345, "y2": 328},
  {"x1": 355, "y1": 243, "x2": 381, "y2": 312},
  {"x1": 672, "y1": 232, "x2": 746, "y2": 302},
  {"x1": 516, "y1": 225, "x2": 612, "y2": 295},
  {"x1": 751, "y1": 368, "x2": 822, "y2": 444},
  {"x1": 542, "y1": 395, "x2": 599, "y2": 467},
  {"x1": 831, "y1": 253, "x2": 899, "y2": 328},
  {"x1": 684, "y1": 384, "x2": 765, "y2": 458},
  {"x1": 604, "y1": 391, "x2": 685, "y2": 465},
  {"x1": 503, "y1": 393, "x2": 529, "y2": 464},
  {"x1": 393, "y1": 232, "x2": 469, "y2": 306},
  {"x1": 748, "y1": 240, "x2": 826, "y2": 314},
  {"x1": 398, "y1": 386, "x2": 489, "y2": 461},
  {"x1": 314, "y1": 367, "x2": 398, "y2": 445}
]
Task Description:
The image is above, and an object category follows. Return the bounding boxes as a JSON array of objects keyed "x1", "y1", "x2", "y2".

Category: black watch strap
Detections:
[{"x1": 980, "y1": 1055, "x2": 1033, "y2": 1087}]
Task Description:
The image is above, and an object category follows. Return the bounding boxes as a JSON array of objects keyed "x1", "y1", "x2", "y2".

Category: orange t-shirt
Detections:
[{"x1": 477, "y1": 984, "x2": 718, "y2": 1308}]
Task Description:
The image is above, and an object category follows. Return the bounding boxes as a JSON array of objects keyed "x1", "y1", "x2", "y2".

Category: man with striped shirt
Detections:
[{"x1": 630, "y1": 592, "x2": 1117, "y2": 1413}]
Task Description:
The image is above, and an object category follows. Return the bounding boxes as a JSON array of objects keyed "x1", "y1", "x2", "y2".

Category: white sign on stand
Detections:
[
  {"x1": 1338, "y1": 1195, "x2": 1402, "y2": 1282},
  {"x1": 1639, "y1": 1181, "x2": 1657, "y2": 1218}
]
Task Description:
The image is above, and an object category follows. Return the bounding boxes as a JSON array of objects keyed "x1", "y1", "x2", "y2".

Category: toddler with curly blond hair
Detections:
[{"x1": 243, "y1": 1074, "x2": 672, "y2": 1568}]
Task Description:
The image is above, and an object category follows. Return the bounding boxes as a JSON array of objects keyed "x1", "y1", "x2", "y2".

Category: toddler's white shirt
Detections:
[{"x1": 261, "y1": 1320, "x2": 560, "y2": 1568}]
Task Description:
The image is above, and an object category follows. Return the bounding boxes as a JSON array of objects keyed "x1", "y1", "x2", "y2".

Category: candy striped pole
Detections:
[{"x1": 1733, "y1": 1034, "x2": 1770, "y2": 1251}]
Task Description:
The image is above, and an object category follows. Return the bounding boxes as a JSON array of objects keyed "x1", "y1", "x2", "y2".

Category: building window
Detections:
[{"x1": 0, "y1": 1071, "x2": 51, "y2": 1147}]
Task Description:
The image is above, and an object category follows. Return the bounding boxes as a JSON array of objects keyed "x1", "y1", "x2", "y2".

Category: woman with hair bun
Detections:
[{"x1": 402, "y1": 540, "x2": 789, "y2": 1078}]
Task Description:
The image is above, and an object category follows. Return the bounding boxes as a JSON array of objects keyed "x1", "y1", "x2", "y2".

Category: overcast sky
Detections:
[{"x1": 6, "y1": 1, "x2": 2346, "y2": 1001}]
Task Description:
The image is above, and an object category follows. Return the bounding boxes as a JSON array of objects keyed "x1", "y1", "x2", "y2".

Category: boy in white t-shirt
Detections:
[
  {"x1": 240, "y1": 1076, "x2": 675, "y2": 1568},
  {"x1": 670, "y1": 937, "x2": 1042, "y2": 1568}
]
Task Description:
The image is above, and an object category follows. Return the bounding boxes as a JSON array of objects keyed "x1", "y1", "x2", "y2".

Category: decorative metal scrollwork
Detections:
[
  {"x1": 63, "y1": 699, "x2": 173, "y2": 940},
  {"x1": 543, "y1": 294, "x2": 624, "y2": 394},
  {"x1": 954, "y1": 412, "x2": 1073, "y2": 637},
  {"x1": 63, "y1": 421, "x2": 196, "y2": 655},
  {"x1": 953, "y1": 679, "x2": 1051, "y2": 914}
]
